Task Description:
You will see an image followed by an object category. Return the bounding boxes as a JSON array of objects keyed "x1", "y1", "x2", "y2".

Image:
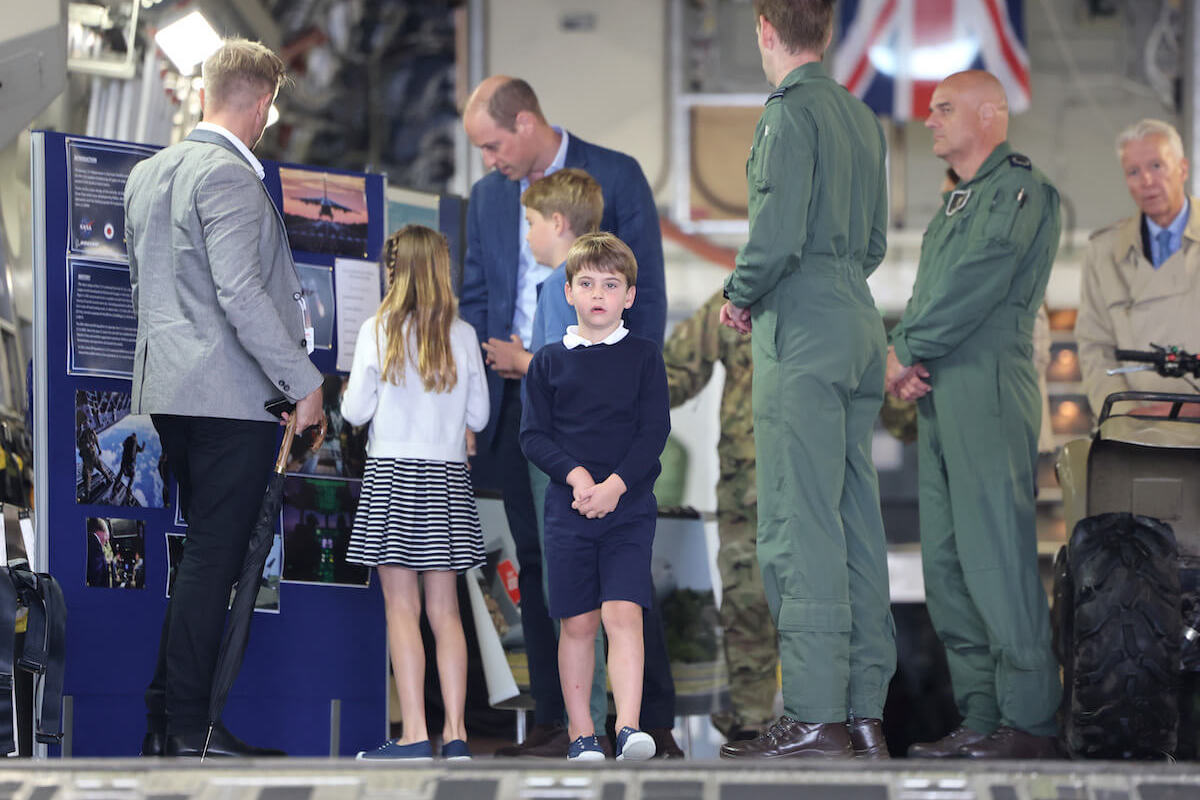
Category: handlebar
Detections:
[
  {"x1": 1109, "y1": 344, "x2": 1200, "y2": 379},
  {"x1": 1097, "y1": 345, "x2": 1200, "y2": 424}
]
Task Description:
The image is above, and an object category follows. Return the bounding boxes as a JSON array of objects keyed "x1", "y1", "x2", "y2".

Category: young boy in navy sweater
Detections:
[{"x1": 520, "y1": 232, "x2": 670, "y2": 761}]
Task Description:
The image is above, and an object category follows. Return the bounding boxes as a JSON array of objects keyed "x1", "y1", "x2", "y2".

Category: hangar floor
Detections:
[{"x1": 4, "y1": 757, "x2": 1200, "y2": 800}]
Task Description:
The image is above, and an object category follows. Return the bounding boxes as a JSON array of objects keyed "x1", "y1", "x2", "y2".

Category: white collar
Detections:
[
  {"x1": 194, "y1": 121, "x2": 266, "y2": 180},
  {"x1": 562, "y1": 322, "x2": 629, "y2": 349}
]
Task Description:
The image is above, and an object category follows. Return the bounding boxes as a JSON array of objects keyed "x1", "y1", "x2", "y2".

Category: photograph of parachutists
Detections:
[
  {"x1": 287, "y1": 374, "x2": 368, "y2": 480},
  {"x1": 85, "y1": 516, "x2": 145, "y2": 589},
  {"x1": 280, "y1": 475, "x2": 369, "y2": 587},
  {"x1": 279, "y1": 167, "x2": 369, "y2": 258},
  {"x1": 165, "y1": 530, "x2": 282, "y2": 613},
  {"x1": 75, "y1": 390, "x2": 168, "y2": 508}
]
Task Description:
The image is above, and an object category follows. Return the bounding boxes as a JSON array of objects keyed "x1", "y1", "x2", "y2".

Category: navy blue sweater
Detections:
[{"x1": 520, "y1": 334, "x2": 670, "y2": 498}]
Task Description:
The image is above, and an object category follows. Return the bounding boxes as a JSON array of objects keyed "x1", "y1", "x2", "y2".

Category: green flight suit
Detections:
[
  {"x1": 723, "y1": 62, "x2": 895, "y2": 723},
  {"x1": 890, "y1": 142, "x2": 1062, "y2": 737}
]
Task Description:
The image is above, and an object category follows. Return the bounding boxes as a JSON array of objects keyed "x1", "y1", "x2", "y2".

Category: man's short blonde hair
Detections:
[
  {"x1": 521, "y1": 168, "x2": 604, "y2": 238},
  {"x1": 202, "y1": 38, "x2": 286, "y2": 111},
  {"x1": 565, "y1": 232, "x2": 637, "y2": 287},
  {"x1": 1116, "y1": 118, "x2": 1184, "y2": 162}
]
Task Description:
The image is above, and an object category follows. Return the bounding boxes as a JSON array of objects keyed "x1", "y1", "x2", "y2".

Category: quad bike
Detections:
[{"x1": 1053, "y1": 345, "x2": 1200, "y2": 759}]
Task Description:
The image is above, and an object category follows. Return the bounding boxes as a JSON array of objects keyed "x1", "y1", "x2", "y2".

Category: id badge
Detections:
[{"x1": 297, "y1": 293, "x2": 316, "y2": 355}]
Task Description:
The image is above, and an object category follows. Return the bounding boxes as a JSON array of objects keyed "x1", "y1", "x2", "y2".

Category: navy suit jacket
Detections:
[{"x1": 459, "y1": 132, "x2": 666, "y2": 447}]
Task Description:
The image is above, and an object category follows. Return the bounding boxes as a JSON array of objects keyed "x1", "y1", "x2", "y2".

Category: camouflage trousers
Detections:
[{"x1": 711, "y1": 467, "x2": 778, "y2": 735}]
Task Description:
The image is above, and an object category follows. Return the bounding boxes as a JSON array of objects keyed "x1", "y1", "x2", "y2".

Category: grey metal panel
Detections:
[{"x1": 0, "y1": 1, "x2": 66, "y2": 151}]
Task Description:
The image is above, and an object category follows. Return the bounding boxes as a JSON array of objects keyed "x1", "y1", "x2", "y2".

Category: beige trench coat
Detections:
[{"x1": 1075, "y1": 198, "x2": 1200, "y2": 416}]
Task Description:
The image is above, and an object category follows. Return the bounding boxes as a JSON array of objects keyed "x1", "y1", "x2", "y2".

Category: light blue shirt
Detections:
[
  {"x1": 1146, "y1": 198, "x2": 1189, "y2": 269},
  {"x1": 513, "y1": 127, "x2": 570, "y2": 348},
  {"x1": 530, "y1": 264, "x2": 575, "y2": 355}
]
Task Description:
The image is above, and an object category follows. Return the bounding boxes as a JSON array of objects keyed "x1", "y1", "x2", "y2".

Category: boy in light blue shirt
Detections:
[{"x1": 483, "y1": 168, "x2": 603, "y2": 377}]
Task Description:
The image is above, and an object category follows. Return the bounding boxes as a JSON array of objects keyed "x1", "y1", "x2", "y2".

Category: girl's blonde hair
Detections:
[{"x1": 376, "y1": 225, "x2": 458, "y2": 392}]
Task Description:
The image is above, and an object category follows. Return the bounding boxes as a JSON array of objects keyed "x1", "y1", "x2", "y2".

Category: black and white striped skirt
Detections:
[{"x1": 347, "y1": 457, "x2": 485, "y2": 572}]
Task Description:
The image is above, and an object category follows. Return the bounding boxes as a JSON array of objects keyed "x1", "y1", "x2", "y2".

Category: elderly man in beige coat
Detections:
[{"x1": 1076, "y1": 119, "x2": 1200, "y2": 416}]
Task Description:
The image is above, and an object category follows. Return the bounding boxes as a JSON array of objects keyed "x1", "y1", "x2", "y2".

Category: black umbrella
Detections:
[{"x1": 202, "y1": 413, "x2": 317, "y2": 758}]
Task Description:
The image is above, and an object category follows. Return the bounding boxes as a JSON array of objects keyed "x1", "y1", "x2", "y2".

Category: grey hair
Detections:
[{"x1": 1116, "y1": 118, "x2": 1184, "y2": 161}]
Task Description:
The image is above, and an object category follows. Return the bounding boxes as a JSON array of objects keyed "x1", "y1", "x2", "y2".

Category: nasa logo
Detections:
[
  {"x1": 103, "y1": 222, "x2": 115, "y2": 240},
  {"x1": 78, "y1": 217, "x2": 94, "y2": 237}
]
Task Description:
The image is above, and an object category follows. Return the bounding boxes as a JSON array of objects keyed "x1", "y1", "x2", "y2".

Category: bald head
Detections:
[
  {"x1": 925, "y1": 70, "x2": 1010, "y2": 179},
  {"x1": 943, "y1": 70, "x2": 1009, "y2": 129}
]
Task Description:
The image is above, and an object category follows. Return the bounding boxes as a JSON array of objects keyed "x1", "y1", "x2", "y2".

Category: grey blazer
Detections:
[{"x1": 125, "y1": 129, "x2": 322, "y2": 422}]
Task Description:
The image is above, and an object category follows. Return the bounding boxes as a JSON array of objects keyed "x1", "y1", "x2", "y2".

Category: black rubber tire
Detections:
[{"x1": 1066, "y1": 512, "x2": 1180, "y2": 759}]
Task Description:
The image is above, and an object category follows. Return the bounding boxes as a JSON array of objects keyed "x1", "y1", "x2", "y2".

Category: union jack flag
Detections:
[{"x1": 832, "y1": 0, "x2": 1031, "y2": 121}]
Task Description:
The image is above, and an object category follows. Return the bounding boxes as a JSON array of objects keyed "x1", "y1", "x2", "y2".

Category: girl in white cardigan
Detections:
[{"x1": 342, "y1": 225, "x2": 489, "y2": 761}]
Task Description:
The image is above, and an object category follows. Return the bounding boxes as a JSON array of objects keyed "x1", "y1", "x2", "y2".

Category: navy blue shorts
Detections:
[{"x1": 543, "y1": 483, "x2": 656, "y2": 619}]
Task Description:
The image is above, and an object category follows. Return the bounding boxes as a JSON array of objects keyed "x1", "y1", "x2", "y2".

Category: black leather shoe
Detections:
[
  {"x1": 847, "y1": 717, "x2": 889, "y2": 759},
  {"x1": 720, "y1": 716, "x2": 853, "y2": 759},
  {"x1": 165, "y1": 723, "x2": 286, "y2": 757},
  {"x1": 494, "y1": 722, "x2": 570, "y2": 758},
  {"x1": 728, "y1": 727, "x2": 762, "y2": 742},
  {"x1": 648, "y1": 727, "x2": 685, "y2": 759},
  {"x1": 908, "y1": 725, "x2": 989, "y2": 758},
  {"x1": 958, "y1": 726, "x2": 1059, "y2": 759},
  {"x1": 140, "y1": 730, "x2": 166, "y2": 757}
]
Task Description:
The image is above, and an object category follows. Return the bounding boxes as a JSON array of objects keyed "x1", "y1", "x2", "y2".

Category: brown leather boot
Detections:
[
  {"x1": 908, "y1": 725, "x2": 989, "y2": 758},
  {"x1": 847, "y1": 717, "x2": 889, "y2": 759},
  {"x1": 958, "y1": 726, "x2": 1059, "y2": 759},
  {"x1": 494, "y1": 722, "x2": 570, "y2": 758},
  {"x1": 720, "y1": 716, "x2": 853, "y2": 759}
]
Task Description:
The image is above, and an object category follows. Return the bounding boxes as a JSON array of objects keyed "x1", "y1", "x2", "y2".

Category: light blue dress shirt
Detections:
[
  {"x1": 1146, "y1": 198, "x2": 1189, "y2": 269},
  {"x1": 530, "y1": 264, "x2": 576, "y2": 355},
  {"x1": 512, "y1": 128, "x2": 570, "y2": 348}
]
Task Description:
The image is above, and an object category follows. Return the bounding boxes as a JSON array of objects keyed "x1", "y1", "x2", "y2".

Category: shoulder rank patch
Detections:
[
  {"x1": 766, "y1": 88, "x2": 786, "y2": 104},
  {"x1": 1008, "y1": 153, "x2": 1032, "y2": 169}
]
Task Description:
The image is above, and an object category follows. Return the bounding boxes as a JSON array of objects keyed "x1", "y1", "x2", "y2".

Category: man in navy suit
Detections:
[{"x1": 460, "y1": 76, "x2": 676, "y2": 757}]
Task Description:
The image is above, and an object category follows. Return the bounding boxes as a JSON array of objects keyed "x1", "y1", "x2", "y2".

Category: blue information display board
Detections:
[{"x1": 31, "y1": 130, "x2": 411, "y2": 757}]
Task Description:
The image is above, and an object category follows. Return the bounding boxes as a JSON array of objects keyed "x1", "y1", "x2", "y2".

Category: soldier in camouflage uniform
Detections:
[{"x1": 663, "y1": 289, "x2": 778, "y2": 739}]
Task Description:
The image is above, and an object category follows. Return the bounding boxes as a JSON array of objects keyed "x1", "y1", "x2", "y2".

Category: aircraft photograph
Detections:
[{"x1": 279, "y1": 167, "x2": 370, "y2": 257}]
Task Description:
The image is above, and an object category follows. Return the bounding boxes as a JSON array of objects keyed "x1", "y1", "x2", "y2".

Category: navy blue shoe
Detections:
[
  {"x1": 441, "y1": 739, "x2": 471, "y2": 760},
  {"x1": 356, "y1": 739, "x2": 434, "y2": 761},
  {"x1": 567, "y1": 734, "x2": 605, "y2": 761},
  {"x1": 615, "y1": 726, "x2": 656, "y2": 761}
]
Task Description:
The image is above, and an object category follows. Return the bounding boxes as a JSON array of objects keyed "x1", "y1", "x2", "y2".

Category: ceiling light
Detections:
[
  {"x1": 868, "y1": 38, "x2": 980, "y2": 81},
  {"x1": 155, "y1": 10, "x2": 221, "y2": 76}
]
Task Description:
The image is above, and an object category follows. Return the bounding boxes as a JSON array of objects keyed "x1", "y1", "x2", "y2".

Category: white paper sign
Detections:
[{"x1": 334, "y1": 258, "x2": 383, "y2": 372}]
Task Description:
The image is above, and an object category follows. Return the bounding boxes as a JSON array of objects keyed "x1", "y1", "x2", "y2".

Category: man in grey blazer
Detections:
[{"x1": 125, "y1": 38, "x2": 323, "y2": 758}]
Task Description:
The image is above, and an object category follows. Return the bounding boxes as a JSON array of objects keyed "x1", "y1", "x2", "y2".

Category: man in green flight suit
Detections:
[
  {"x1": 719, "y1": 0, "x2": 894, "y2": 760},
  {"x1": 887, "y1": 70, "x2": 1061, "y2": 759},
  {"x1": 663, "y1": 289, "x2": 778, "y2": 743}
]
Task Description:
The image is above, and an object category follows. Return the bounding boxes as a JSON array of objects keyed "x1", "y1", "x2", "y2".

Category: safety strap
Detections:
[
  {"x1": 0, "y1": 573, "x2": 15, "y2": 755},
  {"x1": 12, "y1": 569, "x2": 65, "y2": 744},
  {"x1": 33, "y1": 574, "x2": 65, "y2": 744},
  {"x1": 0, "y1": 504, "x2": 68, "y2": 750}
]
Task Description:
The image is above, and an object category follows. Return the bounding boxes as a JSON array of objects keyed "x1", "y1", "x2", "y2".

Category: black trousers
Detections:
[
  {"x1": 472, "y1": 380, "x2": 565, "y2": 725},
  {"x1": 145, "y1": 414, "x2": 278, "y2": 735}
]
